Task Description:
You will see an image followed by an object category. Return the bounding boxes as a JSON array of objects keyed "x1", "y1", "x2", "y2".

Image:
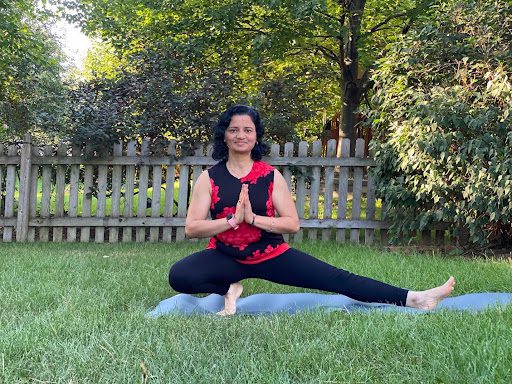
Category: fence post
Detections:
[{"x1": 16, "y1": 133, "x2": 32, "y2": 241}]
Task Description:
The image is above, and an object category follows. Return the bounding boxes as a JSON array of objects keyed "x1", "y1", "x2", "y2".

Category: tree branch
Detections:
[
  {"x1": 286, "y1": 48, "x2": 310, "y2": 57},
  {"x1": 358, "y1": 68, "x2": 373, "y2": 97},
  {"x1": 309, "y1": 34, "x2": 342, "y2": 39},
  {"x1": 367, "y1": 26, "x2": 395, "y2": 33},
  {"x1": 312, "y1": 44, "x2": 340, "y2": 64},
  {"x1": 313, "y1": 7, "x2": 346, "y2": 23},
  {"x1": 235, "y1": 25, "x2": 268, "y2": 35},
  {"x1": 291, "y1": 30, "x2": 342, "y2": 41},
  {"x1": 401, "y1": 18, "x2": 414, "y2": 34},
  {"x1": 339, "y1": 12, "x2": 346, "y2": 69},
  {"x1": 366, "y1": 11, "x2": 408, "y2": 34}
]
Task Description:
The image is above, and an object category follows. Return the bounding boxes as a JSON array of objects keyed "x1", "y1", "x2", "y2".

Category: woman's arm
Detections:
[
  {"x1": 250, "y1": 169, "x2": 300, "y2": 234},
  {"x1": 184, "y1": 171, "x2": 244, "y2": 238}
]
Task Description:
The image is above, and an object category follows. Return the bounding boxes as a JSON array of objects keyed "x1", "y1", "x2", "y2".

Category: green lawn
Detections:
[{"x1": 1, "y1": 242, "x2": 511, "y2": 383}]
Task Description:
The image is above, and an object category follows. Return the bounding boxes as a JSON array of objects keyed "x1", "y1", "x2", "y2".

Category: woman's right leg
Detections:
[
  {"x1": 252, "y1": 248, "x2": 409, "y2": 305},
  {"x1": 168, "y1": 249, "x2": 246, "y2": 295}
]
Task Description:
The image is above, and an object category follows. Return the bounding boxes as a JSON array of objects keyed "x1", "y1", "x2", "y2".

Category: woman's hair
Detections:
[{"x1": 212, "y1": 105, "x2": 269, "y2": 161}]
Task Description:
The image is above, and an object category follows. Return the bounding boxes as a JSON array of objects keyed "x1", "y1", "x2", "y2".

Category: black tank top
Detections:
[{"x1": 206, "y1": 160, "x2": 290, "y2": 264}]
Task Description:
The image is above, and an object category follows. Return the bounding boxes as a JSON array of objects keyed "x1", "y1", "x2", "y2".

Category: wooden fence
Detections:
[{"x1": 0, "y1": 134, "x2": 445, "y2": 245}]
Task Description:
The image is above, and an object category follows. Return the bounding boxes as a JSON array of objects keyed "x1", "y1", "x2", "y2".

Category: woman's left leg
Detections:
[{"x1": 251, "y1": 248, "x2": 408, "y2": 306}]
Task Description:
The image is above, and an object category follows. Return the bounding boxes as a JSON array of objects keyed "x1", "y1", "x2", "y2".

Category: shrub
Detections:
[{"x1": 369, "y1": 0, "x2": 512, "y2": 246}]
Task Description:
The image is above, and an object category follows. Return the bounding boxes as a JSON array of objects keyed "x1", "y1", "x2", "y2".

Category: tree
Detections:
[
  {"x1": 64, "y1": 0, "x2": 431, "y2": 151},
  {"x1": 0, "y1": 0, "x2": 68, "y2": 143},
  {"x1": 369, "y1": 0, "x2": 512, "y2": 247}
]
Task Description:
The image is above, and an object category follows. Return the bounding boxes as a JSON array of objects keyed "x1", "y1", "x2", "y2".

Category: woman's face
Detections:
[{"x1": 224, "y1": 114, "x2": 257, "y2": 155}]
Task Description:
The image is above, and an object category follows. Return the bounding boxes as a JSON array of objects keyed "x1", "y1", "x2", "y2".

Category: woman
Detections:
[{"x1": 169, "y1": 105, "x2": 455, "y2": 315}]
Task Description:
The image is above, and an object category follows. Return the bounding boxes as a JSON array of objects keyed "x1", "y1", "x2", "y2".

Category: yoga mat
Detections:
[{"x1": 147, "y1": 292, "x2": 512, "y2": 317}]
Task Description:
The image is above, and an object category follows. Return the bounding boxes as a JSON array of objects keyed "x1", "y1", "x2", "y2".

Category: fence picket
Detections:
[
  {"x1": 67, "y1": 145, "x2": 80, "y2": 242},
  {"x1": 308, "y1": 141, "x2": 322, "y2": 240},
  {"x1": 136, "y1": 140, "x2": 150, "y2": 242},
  {"x1": 95, "y1": 160, "x2": 108, "y2": 243},
  {"x1": 283, "y1": 142, "x2": 294, "y2": 189},
  {"x1": 39, "y1": 146, "x2": 53, "y2": 242},
  {"x1": 269, "y1": 144, "x2": 287, "y2": 241},
  {"x1": 109, "y1": 142, "x2": 123, "y2": 243},
  {"x1": 293, "y1": 142, "x2": 308, "y2": 242},
  {"x1": 283, "y1": 142, "x2": 295, "y2": 243},
  {"x1": 150, "y1": 146, "x2": 163, "y2": 242},
  {"x1": 436, "y1": 230, "x2": 444, "y2": 246},
  {"x1": 336, "y1": 139, "x2": 351, "y2": 242},
  {"x1": 16, "y1": 134, "x2": 32, "y2": 241},
  {"x1": 27, "y1": 146, "x2": 39, "y2": 242},
  {"x1": 176, "y1": 157, "x2": 190, "y2": 241},
  {"x1": 81, "y1": 146, "x2": 94, "y2": 243},
  {"x1": 365, "y1": 171, "x2": 376, "y2": 245},
  {"x1": 192, "y1": 145, "x2": 203, "y2": 187},
  {"x1": 350, "y1": 139, "x2": 365, "y2": 244},
  {"x1": 123, "y1": 141, "x2": 136, "y2": 242},
  {"x1": 52, "y1": 143, "x2": 67, "y2": 241},
  {"x1": 163, "y1": 141, "x2": 176, "y2": 242},
  {"x1": 322, "y1": 139, "x2": 336, "y2": 241},
  {"x1": 3, "y1": 145, "x2": 17, "y2": 241},
  {"x1": 0, "y1": 145, "x2": 4, "y2": 221},
  {"x1": 270, "y1": 144, "x2": 280, "y2": 173}
]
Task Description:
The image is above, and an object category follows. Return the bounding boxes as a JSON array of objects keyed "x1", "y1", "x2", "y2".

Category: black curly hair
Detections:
[{"x1": 212, "y1": 105, "x2": 269, "y2": 161}]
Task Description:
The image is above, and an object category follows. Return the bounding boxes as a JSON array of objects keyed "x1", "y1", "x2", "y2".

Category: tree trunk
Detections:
[
  {"x1": 340, "y1": 82, "x2": 360, "y2": 156},
  {"x1": 337, "y1": 0, "x2": 366, "y2": 157}
]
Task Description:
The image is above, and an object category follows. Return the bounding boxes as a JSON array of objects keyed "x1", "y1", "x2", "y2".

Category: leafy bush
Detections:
[
  {"x1": 66, "y1": 47, "x2": 242, "y2": 155},
  {"x1": 369, "y1": 0, "x2": 512, "y2": 246}
]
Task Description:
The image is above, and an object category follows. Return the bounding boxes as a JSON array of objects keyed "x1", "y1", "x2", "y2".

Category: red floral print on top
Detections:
[
  {"x1": 210, "y1": 178, "x2": 220, "y2": 209},
  {"x1": 241, "y1": 243, "x2": 290, "y2": 264},
  {"x1": 215, "y1": 207, "x2": 261, "y2": 250},
  {"x1": 240, "y1": 161, "x2": 273, "y2": 184},
  {"x1": 266, "y1": 181, "x2": 275, "y2": 216},
  {"x1": 206, "y1": 237, "x2": 217, "y2": 249}
]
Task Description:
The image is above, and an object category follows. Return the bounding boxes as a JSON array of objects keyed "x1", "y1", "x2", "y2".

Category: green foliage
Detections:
[
  {"x1": 0, "y1": 0, "x2": 434, "y2": 146},
  {"x1": 63, "y1": 0, "x2": 429, "y2": 149},
  {"x1": 67, "y1": 45, "x2": 243, "y2": 154},
  {"x1": 83, "y1": 41, "x2": 125, "y2": 80},
  {"x1": 369, "y1": 0, "x2": 512, "y2": 246},
  {"x1": 0, "y1": 0, "x2": 68, "y2": 144},
  {"x1": 64, "y1": 0, "x2": 337, "y2": 148}
]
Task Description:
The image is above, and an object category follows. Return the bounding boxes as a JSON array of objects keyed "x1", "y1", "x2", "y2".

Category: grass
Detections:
[{"x1": 1, "y1": 242, "x2": 511, "y2": 383}]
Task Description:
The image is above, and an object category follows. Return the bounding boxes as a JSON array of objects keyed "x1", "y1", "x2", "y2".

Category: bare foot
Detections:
[
  {"x1": 406, "y1": 276, "x2": 455, "y2": 310},
  {"x1": 217, "y1": 282, "x2": 243, "y2": 316}
]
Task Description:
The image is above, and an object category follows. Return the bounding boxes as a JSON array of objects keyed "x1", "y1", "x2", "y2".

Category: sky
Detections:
[{"x1": 53, "y1": 18, "x2": 92, "y2": 71}]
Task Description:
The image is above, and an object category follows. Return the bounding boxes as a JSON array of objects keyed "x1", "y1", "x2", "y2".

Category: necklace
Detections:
[{"x1": 227, "y1": 161, "x2": 253, "y2": 179}]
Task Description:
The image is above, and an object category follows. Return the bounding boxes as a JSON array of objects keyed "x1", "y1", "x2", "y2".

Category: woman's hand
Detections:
[
  {"x1": 241, "y1": 184, "x2": 255, "y2": 224},
  {"x1": 234, "y1": 185, "x2": 246, "y2": 224}
]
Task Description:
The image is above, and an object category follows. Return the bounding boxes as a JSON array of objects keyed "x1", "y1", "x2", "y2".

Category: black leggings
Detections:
[{"x1": 168, "y1": 248, "x2": 409, "y2": 306}]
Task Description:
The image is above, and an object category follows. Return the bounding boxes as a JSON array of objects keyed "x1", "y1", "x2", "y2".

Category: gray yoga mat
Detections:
[{"x1": 147, "y1": 292, "x2": 512, "y2": 317}]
